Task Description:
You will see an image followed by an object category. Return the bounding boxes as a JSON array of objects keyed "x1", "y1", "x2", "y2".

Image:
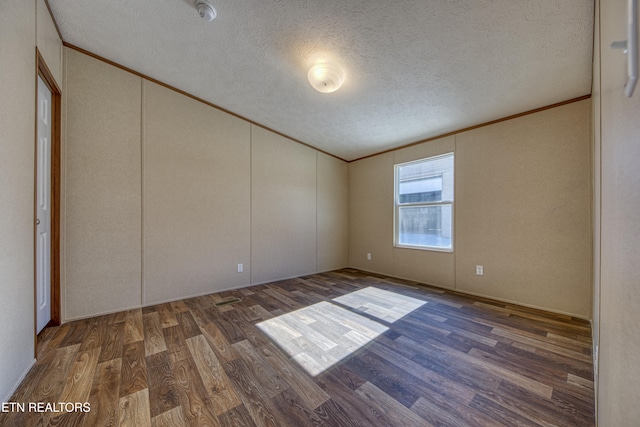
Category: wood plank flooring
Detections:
[{"x1": 1, "y1": 269, "x2": 595, "y2": 426}]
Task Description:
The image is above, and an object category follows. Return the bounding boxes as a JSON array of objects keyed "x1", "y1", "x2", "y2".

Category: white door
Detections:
[{"x1": 36, "y1": 76, "x2": 52, "y2": 334}]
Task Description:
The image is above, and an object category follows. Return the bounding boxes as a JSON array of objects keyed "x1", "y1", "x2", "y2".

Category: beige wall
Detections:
[
  {"x1": 251, "y1": 126, "x2": 318, "y2": 284},
  {"x1": 0, "y1": 0, "x2": 63, "y2": 401},
  {"x1": 64, "y1": 49, "x2": 143, "y2": 319},
  {"x1": 317, "y1": 152, "x2": 349, "y2": 272},
  {"x1": 349, "y1": 100, "x2": 592, "y2": 317},
  {"x1": 349, "y1": 152, "x2": 395, "y2": 275},
  {"x1": 0, "y1": 0, "x2": 36, "y2": 402},
  {"x1": 37, "y1": 0, "x2": 63, "y2": 86},
  {"x1": 591, "y1": 0, "x2": 602, "y2": 403},
  {"x1": 62, "y1": 48, "x2": 349, "y2": 319},
  {"x1": 349, "y1": 137, "x2": 457, "y2": 289},
  {"x1": 456, "y1": 100, "x2": 591, "y2": 316},
  {"x1": 594, "y1": 0, "x2": 640, "y2": 424},
  {"x1": 143, "y1": 80, "x2": 251, "y2": 304}
]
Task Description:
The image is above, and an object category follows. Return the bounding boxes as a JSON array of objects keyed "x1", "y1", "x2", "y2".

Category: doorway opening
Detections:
[{"x1": 35, "y1": 49, "x2": 61, "y2": 340}]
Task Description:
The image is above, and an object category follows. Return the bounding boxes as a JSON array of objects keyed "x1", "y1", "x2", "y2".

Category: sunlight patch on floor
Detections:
[
  {"x1": 256, "y1": 287, "x2": 426, "y2": 376},
  {"x1": 333, "y1": 286, "x2": 427, "y2": 322}
]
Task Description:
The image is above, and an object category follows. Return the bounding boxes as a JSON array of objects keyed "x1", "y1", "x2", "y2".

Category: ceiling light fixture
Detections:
[
  {"x1": 307, "y1": 62, "x2": 345, "y2": 93},
  {"x1": 195, "y1": 0, "x2": 217, "y2": 21}
]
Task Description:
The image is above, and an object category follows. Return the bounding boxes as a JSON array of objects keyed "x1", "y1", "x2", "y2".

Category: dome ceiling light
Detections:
[{"x1": 307, "y1": 62, "x2": 345, "y2": 94}]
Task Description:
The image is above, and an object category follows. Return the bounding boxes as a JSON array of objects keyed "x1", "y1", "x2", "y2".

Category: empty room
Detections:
[{"x1": 1, "y1": 0, "x2": 639, "y2": 426}]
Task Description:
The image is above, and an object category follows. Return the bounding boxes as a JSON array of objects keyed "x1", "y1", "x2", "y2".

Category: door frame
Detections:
[{"x1": 35, "y1": 49, "x2": 61, "y2": 338}]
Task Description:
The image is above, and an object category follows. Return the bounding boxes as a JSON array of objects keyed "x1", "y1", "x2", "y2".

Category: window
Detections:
[{"x1": 394, "y1": 153, "x2": 454, "y2": 251}]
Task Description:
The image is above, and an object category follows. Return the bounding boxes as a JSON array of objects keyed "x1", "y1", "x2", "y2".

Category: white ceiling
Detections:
[{"x1": 49, "y1": 0, "x2": 594, "y2": 161}]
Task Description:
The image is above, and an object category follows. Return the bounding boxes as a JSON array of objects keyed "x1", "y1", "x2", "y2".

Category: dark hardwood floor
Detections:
[{"x1": 1, "y1": 269, "x2": 594, "y2": 426}]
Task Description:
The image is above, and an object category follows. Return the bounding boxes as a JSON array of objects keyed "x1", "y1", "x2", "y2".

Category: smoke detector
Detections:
[{"x1": 195, "y1": 0, "x2": 217, "y2": 21}]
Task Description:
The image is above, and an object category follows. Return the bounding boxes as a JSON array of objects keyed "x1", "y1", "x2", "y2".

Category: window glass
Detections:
[{"x1": 395, "y1": 153, "x2": 453, "y2": 251}]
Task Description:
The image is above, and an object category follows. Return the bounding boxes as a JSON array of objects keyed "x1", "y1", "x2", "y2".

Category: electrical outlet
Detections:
[
  {"x1": 367, "y1": 253, "x2": 372, "y2": 261},
  {"x1": 237, "y1": 263, "x2": 243, "y2": 273},
  {"x1": 476, "y1": 265, "x2": 484, "y2": 276}
]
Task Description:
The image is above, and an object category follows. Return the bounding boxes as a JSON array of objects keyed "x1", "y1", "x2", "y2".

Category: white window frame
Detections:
[{"x1": 394, "y1": 153, "x2": 454, "y2": 252}]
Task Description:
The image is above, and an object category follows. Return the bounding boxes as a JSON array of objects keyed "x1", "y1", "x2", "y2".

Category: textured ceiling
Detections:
[{"x1": 49, "y1": 0, "x2": 594, "y2": 161}]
